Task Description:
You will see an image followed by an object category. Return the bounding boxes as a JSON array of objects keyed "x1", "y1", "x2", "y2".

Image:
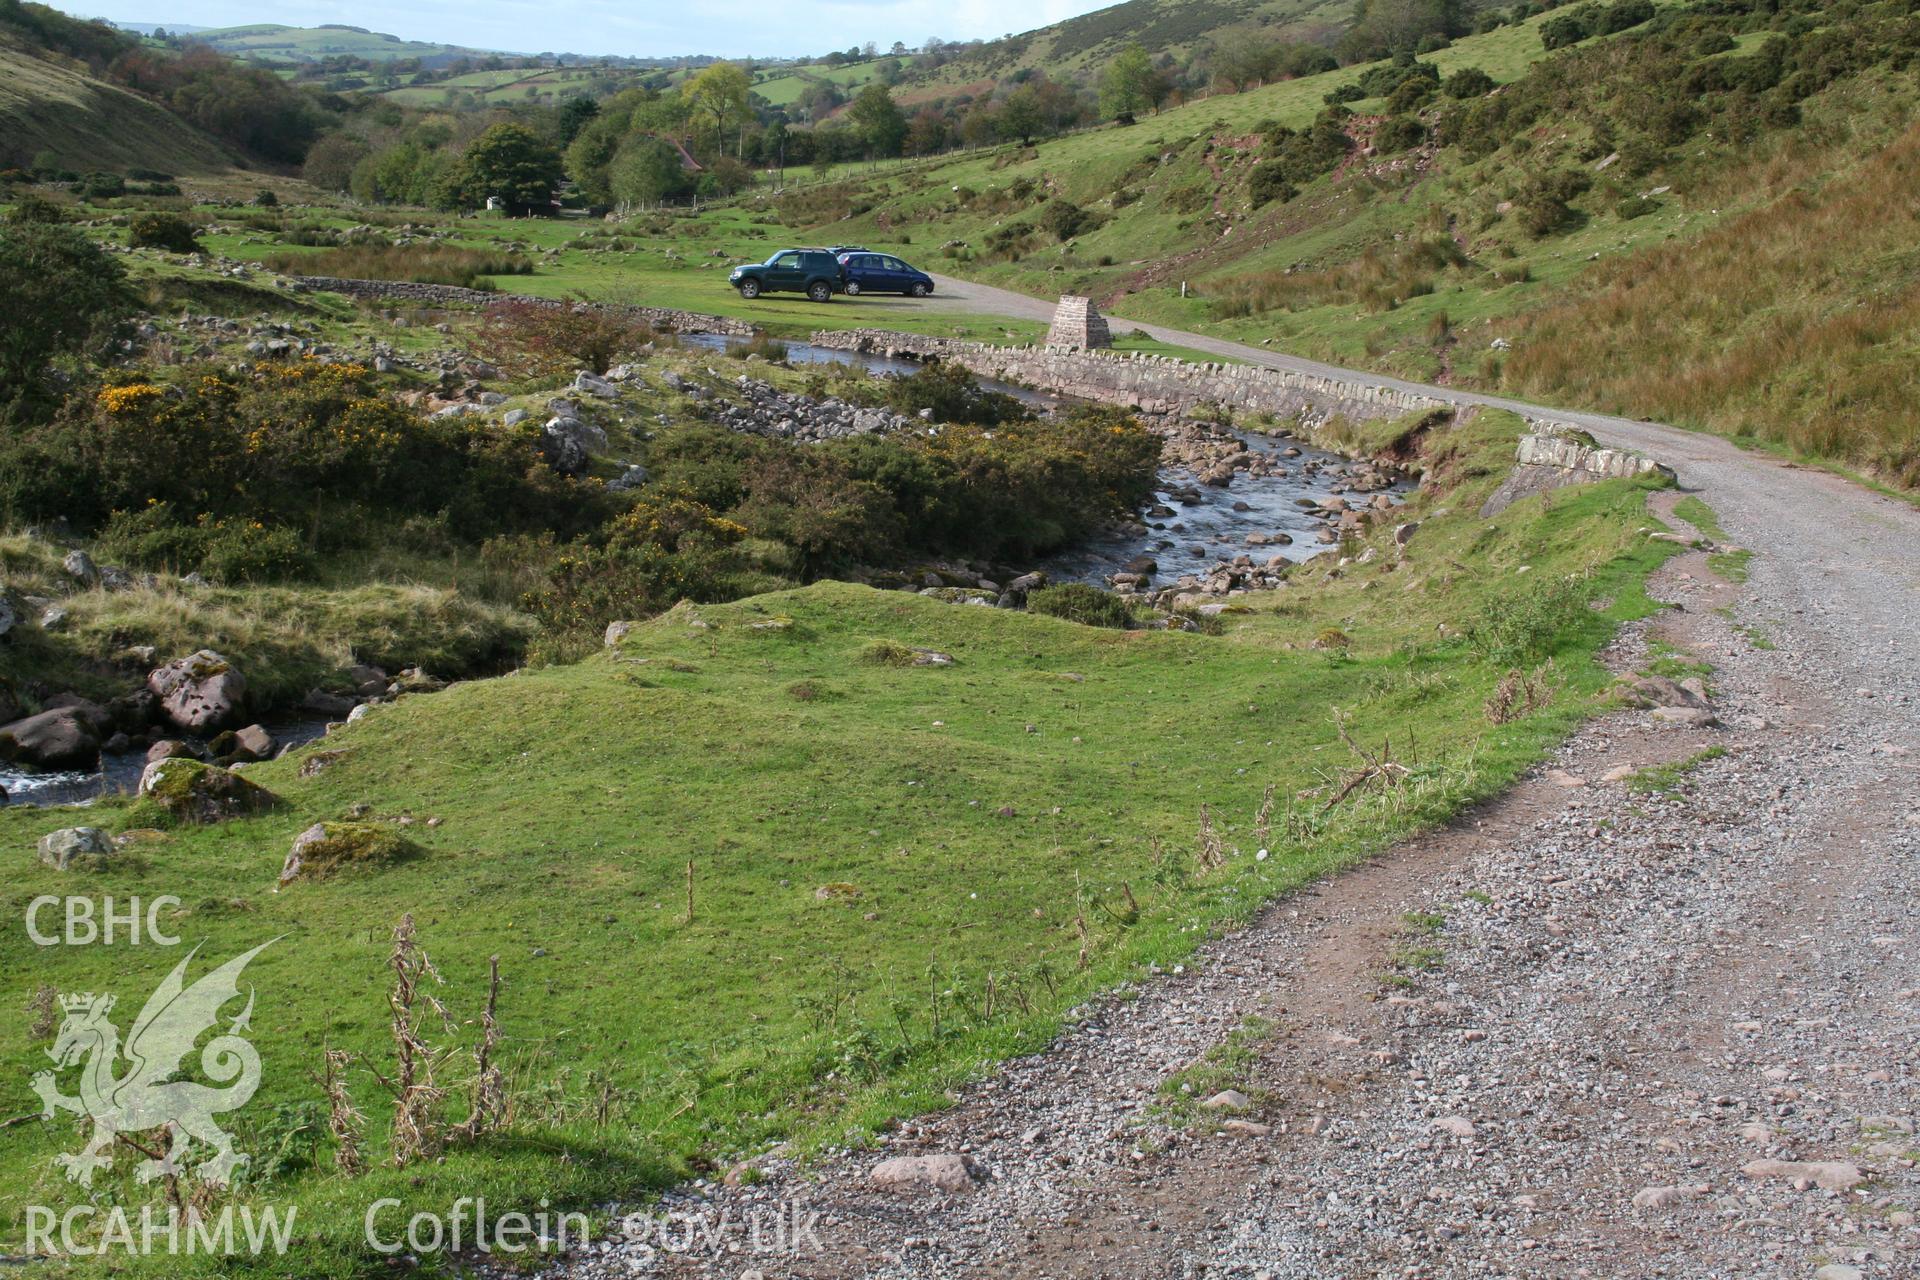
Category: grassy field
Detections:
[
  {"x1": 378, "y1": 66, "x2": 612, "y2": 107},
  {"x1": 1, "y1": 406, "x2": 1679, "y2": 1275},
  {"x1": 750, "y1": 58, "x2": 892, "y2": 108}
]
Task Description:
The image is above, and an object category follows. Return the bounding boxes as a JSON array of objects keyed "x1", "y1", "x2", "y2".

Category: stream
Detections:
[
  {"x1": 1, "y1": 720, "x2": 331, "y2": 810},
  {"x1": 684, "y1": 333, "x2": 1407, "y2": 585}
]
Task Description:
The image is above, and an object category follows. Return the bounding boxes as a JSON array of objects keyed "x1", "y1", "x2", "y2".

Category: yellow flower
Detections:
[{"x1": 98, "y1": 384, "x2": 164, "y2": 414}]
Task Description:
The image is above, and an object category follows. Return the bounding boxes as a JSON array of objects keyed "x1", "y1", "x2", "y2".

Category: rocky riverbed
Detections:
[{"x1": 1042, "y1": 416, "x2": 1412, "y2": 608}]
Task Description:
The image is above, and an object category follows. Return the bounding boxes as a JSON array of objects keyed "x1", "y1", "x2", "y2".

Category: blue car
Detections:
[{"x1": 836, "y1": 251, "x2": 934, "y2": 298}]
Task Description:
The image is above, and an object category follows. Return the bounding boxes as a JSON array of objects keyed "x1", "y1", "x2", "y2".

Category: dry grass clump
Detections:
[{"x1": 1501, "y1": 122, "x2": 1920, "y2": 488}]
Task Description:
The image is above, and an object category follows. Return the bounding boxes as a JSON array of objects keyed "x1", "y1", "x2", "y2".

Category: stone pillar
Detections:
[{"x1": 1046, "y1": 295, "x2": 1112, "y2": 350}]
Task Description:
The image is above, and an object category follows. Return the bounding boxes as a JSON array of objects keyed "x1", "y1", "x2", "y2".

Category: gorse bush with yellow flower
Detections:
[{"x1": 0, "y1": 360, "x2": 613, "y2": 581}]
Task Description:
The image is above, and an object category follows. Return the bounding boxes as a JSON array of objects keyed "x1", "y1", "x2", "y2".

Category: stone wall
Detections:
[
  {"x1": 289, "y1": 277, "x2": 754, "y2": 337},
  {"x1": 808, "y1": 328, "x2": 1449, "y2": 427},
  {"x1": 1480, "y1": 424, "x2": 1675, "y2": 516}
]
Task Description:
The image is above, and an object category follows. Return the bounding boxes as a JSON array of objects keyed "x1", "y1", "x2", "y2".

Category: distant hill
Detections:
[
  {"x1": 0, "y1": 32, "x2": 235, "y2": 172},
  {"x1": 106, "y1": 19, "x2": 210, "y2": 34},
  {"x1": 911, "y1": 0, "x2": 1355, "y2": 88},
  {"x1": 185, "y1": 22, "x2": 516, "y2": 66}
]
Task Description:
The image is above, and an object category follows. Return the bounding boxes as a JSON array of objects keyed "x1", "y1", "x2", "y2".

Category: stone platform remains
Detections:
[{"x1": 1046, "y1": 295, "x2": 1112, "y2": 349}]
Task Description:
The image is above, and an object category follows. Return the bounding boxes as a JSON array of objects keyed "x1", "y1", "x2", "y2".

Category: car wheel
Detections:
[
  {"x1": 738, "y1": 279, "x2": 760, "y2": 299},
  {"x1": 910, "y1": 282, "x2": 930, "y2": 298},
  {"x1": 844, "y1": 280, "x2": 862, "y2": 296},
  {"x1": 807, "y1": 280, "x2": 832, "y2": 303}
]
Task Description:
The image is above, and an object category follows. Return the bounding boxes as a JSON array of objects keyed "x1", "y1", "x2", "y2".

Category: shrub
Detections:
[
  {"x1": 1386, "y1": 77, "x2": 1434, "y2": 115},
  {"x1": 731, "y1": 451, "x2": 900, "y2": 576},
  {"x1": 1248, "y1": 163, "x2": 1295, "y2": 208},
  {"x1": 1615, "y1": 195, "x2": 1658, "y2": 220},
  {"x1": 471, "y1": 298, "x2": 655, "y2": 376},
  {"x1": 1026, "y1": 583, "x2": 1134, "y2": 629},
  {"x1": 198, "y1": 519, "x2": 315, "y2": 583},
  {"x1": 1375, "y1": 117, "x2": 1428, "y2": 153},
  {"x1": 127, "y1": 212, "x2": 201, "y2": 254},
  {"x1": 517, "y1": 494, "x2": 756, "y2": 642},
  {"x1": 1465, "y1": 576, "x2": 1592, "y2": 664},
  {"x1": 1515, "y1": 169, "x2": 1591, "y2": 237},
  {"x1": 251, "y1": 188, "x2": 279, "y2": 207},
  {"x1": 1357, "y1": 56, "x2": 1438, "y2": 99},
  {"x1": 0, "y1": 362, "x2": 607, "y2": 544},
  {"x1": 1541, "y1": 13, "x2": 1587, "y2": 49},
  {"x1": 98, "y1": 503, "x2": 313, "y2": 582},
  {"x1": 4, "y1": 193, "x2": 68, "y2": 224},
  {"x1": 0, "y1": 218, "x2": 130, "y2": 420},
  {"x1": 1040, "y1": 199, "x2": 1105, "y2": 242},
  {"x1": 1324, "y1": 83, "x2": 1365, "y2": 105},
  {"x1": 876, "y1": 361, "x2": 1031, "y2": 426},
  {"x1": 1265, "y1": 118, "x2": 1354, "y2": 185},
  {"x1": 1444, "y1": 67, "x2": 1496, "y2": 99}
]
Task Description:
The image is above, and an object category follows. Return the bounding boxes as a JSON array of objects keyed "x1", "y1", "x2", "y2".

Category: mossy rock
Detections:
[
  {"x1": 279, "y1": 822, "x2": 421, "y2": 885},
  {"x1": 136, "y1": 758, "x2": 280, "y2": 825}
]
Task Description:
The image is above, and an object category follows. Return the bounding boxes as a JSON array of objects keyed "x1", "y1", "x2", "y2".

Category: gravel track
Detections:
[{"x1": 535, "y1": 295, "x2": 1920, "y2": 1280}]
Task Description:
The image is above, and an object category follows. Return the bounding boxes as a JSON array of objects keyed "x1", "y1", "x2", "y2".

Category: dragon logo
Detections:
[{"x1": 31, "y1": 940, "x2": 274, "y2": 1188}]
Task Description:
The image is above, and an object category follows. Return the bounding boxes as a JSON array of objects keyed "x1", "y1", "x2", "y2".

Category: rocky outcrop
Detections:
[
  {"x1": 137, "y1": 758, "x2": 279, "y2": 824},
  {"x1": 148, "y1": 650, "x2": 247, "y2": 731},
  {"x1": 0, "y1": 708, "x2": 103, "y2": 770},
  {"x1": 539, "y1": 415, "x2": 607, "y2": 475},
  {"x1": 701, "y1": 373, "x2": 917, "y2": 441},
  {"x1": 279, "y1": 821, "x2": 420, "y2": 884},
  {"x1": 1480, "y1": 424, "x2": 1675, "y2": 516},
  {"x1": 37, "y1": 826, "x2": 115, "y2": 871}
]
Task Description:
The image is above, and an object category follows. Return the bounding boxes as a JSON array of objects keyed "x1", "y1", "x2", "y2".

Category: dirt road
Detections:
[{"x1": 546, "y1": 284, "x2": 1920, "y2": 1280}]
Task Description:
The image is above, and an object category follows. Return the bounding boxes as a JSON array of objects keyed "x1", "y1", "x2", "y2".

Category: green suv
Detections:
[{"x1": 729, "y1": 249, "x2": 844, "y2": 302}]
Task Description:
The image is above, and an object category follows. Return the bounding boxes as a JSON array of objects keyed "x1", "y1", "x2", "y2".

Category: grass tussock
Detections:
[
  {"x1": 1213, "y1": 235, "x2": 1472, "y2": 318},
  {"x1": 262, "y1": 244, "x2": 533, "y2": 289}
]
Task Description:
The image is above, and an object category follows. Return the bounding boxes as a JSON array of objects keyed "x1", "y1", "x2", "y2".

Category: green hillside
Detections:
[
  {"x1": 186, "y1": 22, "x2": 511, "y2": 65},
  {"x1": 790, "y1": 0, "x2": 1920, "y2": 487},
  {"x1": 914, "y1": 0, "x2": 1354, "y2": 88},
  {"x1": 0, "y1": 37, "x2": 235, "y2": 172}
]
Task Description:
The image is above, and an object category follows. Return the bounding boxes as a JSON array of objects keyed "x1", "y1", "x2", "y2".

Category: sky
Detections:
[{"x1": 61, "y1": 0, "x2": 1120, "y2": 58}]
